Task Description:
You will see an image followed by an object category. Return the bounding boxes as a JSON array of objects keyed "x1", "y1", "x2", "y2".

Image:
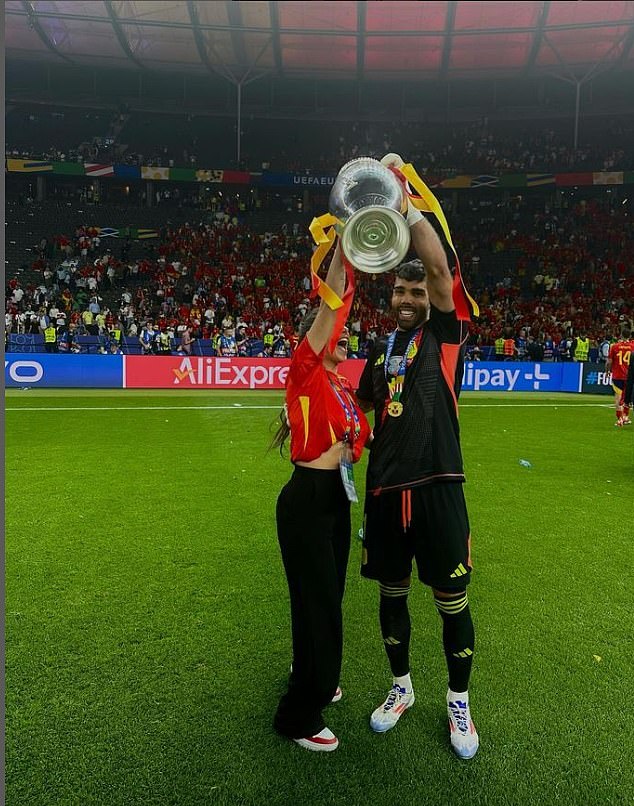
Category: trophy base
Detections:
[{"x1": 341, "y1": 206, "x2": 410, "y2": 274}]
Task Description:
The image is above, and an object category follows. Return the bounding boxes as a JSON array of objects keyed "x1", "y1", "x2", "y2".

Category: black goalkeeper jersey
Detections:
[{"x1": 357, "y1": 305, "x2": 468, "y2": 493}]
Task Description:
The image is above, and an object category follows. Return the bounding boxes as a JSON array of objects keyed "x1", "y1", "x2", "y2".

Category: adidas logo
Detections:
[
  {"x1": 383, "y1": 636, "x2": 401, "y2": 646},
  {"x1": 452, "y1": 647, "x2": 473, "y2": 659},
  {"x1": 374, "y1": 354, "x2": 385, "y2": 366},
  {"x1": 450, "y1": 563, "x2": 468, "y2": 578}
]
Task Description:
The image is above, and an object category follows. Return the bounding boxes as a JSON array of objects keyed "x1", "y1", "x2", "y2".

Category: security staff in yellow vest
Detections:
[
  {"x1": 109, "y1": 325, "x2": 122, "y2": 344},
  {"x1": 494, "y1": 336, "x2": 505, "y2": 361},
  {"x1": 573, "y1": 333, "x2": 590, "y2": 362},
  {"x1": 264, "y1": 329, "x2": 275, "y2": 349},
  {"x1": 348, "y1": 333, "x2": 360, "y2": 357},
  {"x1": 43, "y1": 323, "x2": 58, "y2": 353},
  {"x1": 158, "y1": 329, "x2": 172, "y2": 355}
]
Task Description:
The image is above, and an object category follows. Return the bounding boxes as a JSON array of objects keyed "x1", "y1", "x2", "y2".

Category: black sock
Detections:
[
  {"x1": 434, "y1": 591, "x2": 474, "y2": 693},
  {"x1": 379, "y1": 582, "x2": 411, "y2": 678}
]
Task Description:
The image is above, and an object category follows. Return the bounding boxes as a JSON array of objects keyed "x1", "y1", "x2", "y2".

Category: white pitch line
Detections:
[
  {"x1": 5, "y1": 402, "x2": 614, "y2": 412},
  {"x1": 461, "y1": 403, "x2": 614, "y2": 408},
  {"x1": 4, "y1": 405, "x2": 282, "y2": 412}
]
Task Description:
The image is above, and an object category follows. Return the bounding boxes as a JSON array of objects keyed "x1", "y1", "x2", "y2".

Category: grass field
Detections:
[{"x1": 5, "y1": 389, "x2": 633, "y2": 806}]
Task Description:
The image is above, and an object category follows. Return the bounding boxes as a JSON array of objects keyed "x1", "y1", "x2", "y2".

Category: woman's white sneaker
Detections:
[
  {"x1": 370, "y1": 683, "x2": 415, "y2": 732},
  {"x1": 293, "y1": 727, "x2": 339, "y2": 752}
]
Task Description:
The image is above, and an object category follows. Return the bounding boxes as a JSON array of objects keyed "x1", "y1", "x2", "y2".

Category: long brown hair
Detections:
[{"x1": 268, "y1": 307, "x2": 319, "y2": 455}]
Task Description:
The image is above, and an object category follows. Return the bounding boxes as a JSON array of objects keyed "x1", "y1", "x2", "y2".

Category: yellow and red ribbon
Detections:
[
  {"x1": 308, "y1": 212, "x2": 356, "y2": 352},
  {"x1": 393, "y1": 163, "x2": 479, "y2": 321},
  {"x1": 328, "y1": 256, "x2": 355, "y2": 354},
  {"x1": 308, "y1": 213, "x2": 344, "y2": 311}
]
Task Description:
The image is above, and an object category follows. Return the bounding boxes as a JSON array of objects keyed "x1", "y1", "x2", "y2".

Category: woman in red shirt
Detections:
[{"x1": 272, "y1": 244, "x2": 371, "y2": 753}]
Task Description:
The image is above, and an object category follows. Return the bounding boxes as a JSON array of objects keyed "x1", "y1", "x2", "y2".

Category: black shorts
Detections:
[{"x1": 361, "y1": 482, "x2": 472, "y2": 590}]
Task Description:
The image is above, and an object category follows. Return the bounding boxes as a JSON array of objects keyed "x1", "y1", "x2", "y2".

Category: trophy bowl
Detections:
[{"x1": 329, "y1": 157, "x2": 410, "y2": 274}]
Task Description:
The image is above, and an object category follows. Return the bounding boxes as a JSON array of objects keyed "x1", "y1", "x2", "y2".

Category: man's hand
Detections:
[
  {"x1": 380, "y1": 153, "x2": 405, "y2": 170},
  {"x1": 380, "y1": 153, "x2": 423, "y2": 227}
]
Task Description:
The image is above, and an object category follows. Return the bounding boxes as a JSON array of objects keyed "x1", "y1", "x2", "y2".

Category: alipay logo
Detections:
[{"x1": 462, "y1": 362, "x2": 552, "y2": 392}]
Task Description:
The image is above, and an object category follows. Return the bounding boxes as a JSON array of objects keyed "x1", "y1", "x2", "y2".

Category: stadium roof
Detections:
[{"x1": 6, "y1": 1, "x2": 634, "y2": 82}]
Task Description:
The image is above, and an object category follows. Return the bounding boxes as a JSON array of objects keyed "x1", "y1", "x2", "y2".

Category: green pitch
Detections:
[{"x1": 5, "y1": 390, "x2": 633, "y2": 806}]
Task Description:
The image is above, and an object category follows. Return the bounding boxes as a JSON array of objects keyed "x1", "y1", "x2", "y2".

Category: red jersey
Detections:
[
  {"x1": 286, "y1": 337, "x2": 371, "y2": 464},
  {"x1": 608, "y1": 340, "x2": 633, "y2": 381}
]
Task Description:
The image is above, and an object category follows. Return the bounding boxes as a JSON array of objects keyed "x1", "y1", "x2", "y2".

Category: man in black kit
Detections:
[{"x1": 356, "y1": 153, "x2": 479, "y2": 760}]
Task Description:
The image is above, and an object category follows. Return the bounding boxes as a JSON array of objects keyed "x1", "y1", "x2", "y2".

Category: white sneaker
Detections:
[
  {"x1": 370, "y1": 683, "x2": 415, "y2": 733},
  {"x1": 293, "y1": 727, "x2": 339, "y2": 752},
  {"x1": 447, "y1": 691, "x2": 479, "y2": 759},
  {"x1": 623, "y1": 417, "x2": 632, "y2": 425}
]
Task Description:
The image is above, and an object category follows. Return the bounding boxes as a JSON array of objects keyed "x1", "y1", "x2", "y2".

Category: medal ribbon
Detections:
[
  {"x1": 329, "y1": 377, "x2": 361, "y2": 445},
  {"x1": 384, "y1": 328, "x2": 422, "y2": 405}
]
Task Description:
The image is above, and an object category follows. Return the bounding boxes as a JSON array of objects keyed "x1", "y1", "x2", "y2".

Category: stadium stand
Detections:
[
  {"x1": 5, "y1": 178, "x2": 633, "y2": 361},
  {"x1": 7, "y1": 105, "x2": 634, "y2": 174}
]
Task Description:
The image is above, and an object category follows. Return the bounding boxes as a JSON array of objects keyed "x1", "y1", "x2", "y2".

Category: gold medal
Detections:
[{"x1": 387, "y1": 401, "x2": 404, "y2": 417}]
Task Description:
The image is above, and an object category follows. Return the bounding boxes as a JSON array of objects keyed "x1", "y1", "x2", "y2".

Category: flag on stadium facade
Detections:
[
  {"x1": 196, "y1": 169, "x2": 224, "y2": 183},
  {"x1": 114, "y1": 165, "x2": 141, "y2": 178},
  {"x1": 526, "y1": 173, "x2": 555, "y2": 187},
  {"x1": 97, "y1": 227, "x2": 119, "y2": 238},
  {"x1": 6, "y1": 159, "x2": 53, "y2": 172},
  {"x1": 499, "y1": 174, "x2": 527, "y2": 188},
  {"x1": 52, "y1": 162, "x2": 86, "y2": 175},
  {"x1": 84, "y1": 164, "x2": 115, "y2": 177},
  {"x1": 555, "y1": 173, "x2": 593, "y2": 186},
  {"x1": 440, "y1": 175, "x2": 472, "y2": 189},
  {"x1": 141, "y1": 166, "x2": 169, "y2": 180},
  {"x1": 169, "y1": 167, "x2": 197, "y2": 182},
  {"x1": 592, "y1": 172, "x2": 623, "y2": 185},
  {"x1": 470, "y1": 175, "x2": 499, "y2": 188},
  {"x1": 222, "y1": 170, "x2": 251, "y2": 185},
  {"x1": 132, "y1": 228, "x2": 159, "y2": 240}
]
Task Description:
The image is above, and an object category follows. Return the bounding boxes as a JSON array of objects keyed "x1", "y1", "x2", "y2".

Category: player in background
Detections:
[
  {"x1": 606, "y1": 326, "x2": 633, "y2": 426},
  {"x1": 624, "y1": 349, "x2": 634, "y2": 413}
]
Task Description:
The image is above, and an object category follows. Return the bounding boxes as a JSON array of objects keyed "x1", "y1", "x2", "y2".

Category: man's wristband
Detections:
[{"x1": 407, "y1": 203, "x2": 424, "y2": 227}]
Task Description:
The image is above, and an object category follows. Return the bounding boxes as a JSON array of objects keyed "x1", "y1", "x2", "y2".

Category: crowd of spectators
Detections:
[
  {"x1": 6, "y1": 106, "x2": 129, "y2": 165},
  {"x1": 7, "y1": 111, "x2": 634, "y2": 176},
  {"x1": 266, "y1": 117, "x2": 633, "y2": 177},
  {"x1": 5, "y1": 189, "x2": 633, "y2": 361},
  {"x1": 457, "y1": 196, "x2": 633, "y2": 357},
  {"x1": 5, "y1": 215, "x2": 315, "y2": 357}
]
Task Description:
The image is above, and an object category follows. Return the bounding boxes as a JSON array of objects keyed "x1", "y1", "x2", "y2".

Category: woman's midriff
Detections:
[{"x1": 295, "y1": 441, "x2": 344, "y2": 471}]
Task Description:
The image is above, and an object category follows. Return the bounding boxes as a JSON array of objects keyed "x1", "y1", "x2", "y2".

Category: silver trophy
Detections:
[{"x1": 329, "y1": 157, "x2": 410, "y2": 274}]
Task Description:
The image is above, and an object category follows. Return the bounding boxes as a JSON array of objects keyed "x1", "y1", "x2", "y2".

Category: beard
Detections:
[{"x1": 395, "y1": 305, "x2": 428, "y2": 330}]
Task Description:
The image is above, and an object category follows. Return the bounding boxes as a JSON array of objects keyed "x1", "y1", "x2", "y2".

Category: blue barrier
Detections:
[
  {"x1": 5, "y1": 354, "x2": 123, "y2": 388},
  {"x1": 461, "y1": 361, "x2": 583, "y2": 393},
  {"x1": 5, "y1": 354, "x2": 599, "y2": 393}
]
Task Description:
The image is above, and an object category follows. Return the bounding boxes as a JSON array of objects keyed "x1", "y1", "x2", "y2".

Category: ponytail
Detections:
[{"x1": 269, "y1": 403, "x2": 290, "y2": 455}]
